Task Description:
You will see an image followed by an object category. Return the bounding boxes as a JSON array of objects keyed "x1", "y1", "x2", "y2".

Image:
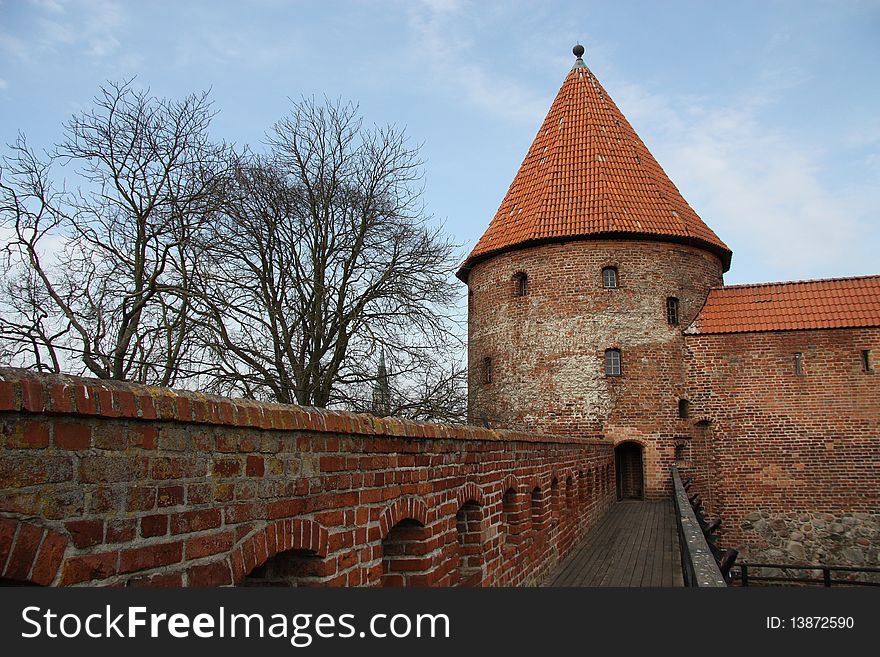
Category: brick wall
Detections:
[
  {"x1": 684, "y1": 328, "x2": 880, "y2": 567},
  {"x1": 466, "y1": 239, "x2": 724, "y2": 498},
  {"x1": 0, "y1": 368, "x2": 614, "y2": 587}
]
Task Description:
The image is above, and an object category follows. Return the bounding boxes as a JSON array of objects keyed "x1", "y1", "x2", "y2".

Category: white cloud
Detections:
[
  {"x1": 0, "y1": 78, "x2": 8, "y2": 90},
  {"x1": 1, "y1": 0, "x2": 126, "y2": 61},
  {"x1": 405, "y1": 1, "x2": 551, "y2": 125},
  {"x1": 28, "y1": 0, "x2": 66, "y2": 12},
  {"x1": 612, "y1": 79, "x2": 880, "y2": 282}
]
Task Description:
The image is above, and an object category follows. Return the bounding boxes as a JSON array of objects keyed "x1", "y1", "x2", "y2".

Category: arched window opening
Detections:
[
  {"x1": 565, "y1": 475, "x2": 574, "y2": 509},
  {"x1": 483, "y1": 357, "x2": 493, "y2": 384},
  {"x1": 455, "y1": 501, "x2": 485, "y2": 586},
  {"x1": 382, "y1": 519, "x2": 430, "y2": 587},
  {"x1": 666, "y1": 297, "x2": 680, "y2": 326},
  {"x1": 241, "y1": 548, "x2": 326, "y2": 587},
  {"x1": 678, "y1": 399, "x2": 690, "y2": 419},
  {"x1": 513, "y1": 272, "x2": 529, "y2": 297},
  {"x1": 602, "y1": 266, "x2": 618, "y2": 289},
  {"x1": 605, "y1": 348, "x2": 622, "y2": 376}
]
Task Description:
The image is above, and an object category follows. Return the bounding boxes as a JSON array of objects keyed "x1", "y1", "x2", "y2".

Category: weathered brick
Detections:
[
  {"x1": 6, "y1": 421, "x2": 49, "y2": 449},
  {"x1": 150, "y1": 456, "x2": 206, "y2": 480},
  {"x1": 187, "y1": 560, "x2": 232, "y2": 587},
  {"x1": 106, "y1": 518, "x2": 137, "y2": 544},
  {"x1": 185, "y1": 530, "x2": 235, "y2": 560},
  {"x1": 80, "y1": 456, "x2": 148, "y2": 483},
  {"x1": 60, "y1": 552, "x2": 118, "y2": 585},
  {"x1": 55, "y1": 422, "x2": 92, "y2": 449},
  {"x1": 170, "y1": 509, "x2": 222, "y2": 535},
  {"x1": 157, "y1": 485, "x2": 185, "y2": 508},
  {"x1": 65, "y1": 519, "x2": 104, "y2": 548},
  {"x1": 118, "y1": 541, "x2": 183, "y2": 574},
  {"x1": 4, "y1": 523, "x2": 43, "y2": 580},
  {"x1": 30, "y1": 531, "x2": 68, "y2": 586},
  {"x1": 127, "y1": 571, "x2": 184, "y2": 587},
  {"x1": 129, "y1": 425, "x2": 157, "y2": 449},
  {"x1": 140, "y1": 514, "x2": 169, "y2": 538}
]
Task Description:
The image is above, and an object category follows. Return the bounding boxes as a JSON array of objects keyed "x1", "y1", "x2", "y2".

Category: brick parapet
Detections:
[{"x1": 0, "y1": 369, "x2": 614, "y2": 587}]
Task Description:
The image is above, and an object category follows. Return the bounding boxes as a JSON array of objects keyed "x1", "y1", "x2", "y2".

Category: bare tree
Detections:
[
  {"x1": 194, "y1": 98, "x2": 465, "y2": 416},
  {"x1": 0, "y1": 81, "x2": 227, "y2": 385}
]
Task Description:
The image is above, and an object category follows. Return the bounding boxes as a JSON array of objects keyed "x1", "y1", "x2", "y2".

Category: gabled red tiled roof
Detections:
[
  {"x1": 686, "y1": 275, "x2": 880, "y2": 335},
  {"x1": 457, "y1": 56, "x2": 731, "y2": 281}
]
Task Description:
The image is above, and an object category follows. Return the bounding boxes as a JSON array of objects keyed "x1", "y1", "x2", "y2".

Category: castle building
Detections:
[{"x1": 459, "y1": 46, "x2": 880, "y2": 565}]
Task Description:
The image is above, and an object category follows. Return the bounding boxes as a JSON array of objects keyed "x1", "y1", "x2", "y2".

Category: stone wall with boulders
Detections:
[{"x1": 684, "y1": 327, "x2": 880, "y2": 573}]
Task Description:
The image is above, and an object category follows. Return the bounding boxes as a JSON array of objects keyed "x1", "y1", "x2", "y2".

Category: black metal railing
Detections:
[
  {"x1": 670, "y1": 466, "x2": 728, "y2": 587},
  {"x1": 731, "y1": 563, "x2": 880, "y2": 587}
]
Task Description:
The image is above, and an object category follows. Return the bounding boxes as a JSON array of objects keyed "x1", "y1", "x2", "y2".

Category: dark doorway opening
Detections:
[{"x1": 615, "y1": 441, "x2": 644, "y2": 500}]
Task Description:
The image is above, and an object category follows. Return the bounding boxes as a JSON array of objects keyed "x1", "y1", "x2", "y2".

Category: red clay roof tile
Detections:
[
  {"x1": 687, "y1": 275, "x2": 880, "y2": 334},
  {"x1": 457, "y1": 60, "x2": 731, "y2": 281}
]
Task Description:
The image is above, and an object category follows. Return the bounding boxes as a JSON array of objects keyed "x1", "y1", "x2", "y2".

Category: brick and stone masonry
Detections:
[
  {"x1": 467, "y1": 239, "x2": 723, "y2": 500},
  {"x1": 683, "y1": 327, "x2": 880, "y2": 567},
  {"x1": 0, "y1": 368, "x2": 614, "y2": 586}
]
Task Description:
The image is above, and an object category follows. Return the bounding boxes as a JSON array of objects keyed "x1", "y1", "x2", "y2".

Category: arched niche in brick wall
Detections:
[
  {"x1": 0, "y1": 517, "x2": 68, "y2": 586},
  {"x1": 232, "y1": 518, "x2": 330, "y2": 587},
  {"x1": 454, "y1": 500, "x2": 486, "y2": 586},
  {"x1": 381, "y1": 519, "x2": 431, "y2": 587}
]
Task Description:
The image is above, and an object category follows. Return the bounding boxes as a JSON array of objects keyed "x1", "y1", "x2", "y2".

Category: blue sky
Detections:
[{"x1": 1, "y1": 0, "x2": 878, "y2": 285}]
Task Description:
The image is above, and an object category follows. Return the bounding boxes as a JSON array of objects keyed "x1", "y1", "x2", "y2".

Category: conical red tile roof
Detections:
[{"x1": 457, "y1": 55, "x2": 732, "y2": 281}]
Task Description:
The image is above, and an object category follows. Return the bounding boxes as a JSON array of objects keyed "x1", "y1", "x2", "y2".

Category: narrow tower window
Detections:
[
  {"x1": 794, "y1": 352, "x2": 804, "y2": 375},
  {"x1": 513, "y1": 272, "x2": 529, "y2": 297},
  {"x1": 483, "y1": 357, "x2": 493, "y2": 384},
  {"x1": 862, "y1": 350, "x2": 873, "y2": 372},
  {"x1": 666, "y1": 297, "x2": 680, "y2": 326},
  {"x1": 602, "y1": 267, "x2": 618, "y2": 289},
  {"x1": 678, "y1": 399, "x2": 690, "y2": 419},
  {"x1": 604, "y1": 349, "x2": 621, "y2": 376}
]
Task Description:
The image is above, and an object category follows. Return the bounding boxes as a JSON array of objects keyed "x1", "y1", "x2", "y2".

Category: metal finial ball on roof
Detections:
[{"x1": 573, "y1": 43, "x2": 585, "y2": 58}]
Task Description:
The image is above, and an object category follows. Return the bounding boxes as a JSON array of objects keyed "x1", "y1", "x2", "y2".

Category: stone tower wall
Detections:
[{"x1": 466, "y1": 239, "x2": 724, "y2": 498}]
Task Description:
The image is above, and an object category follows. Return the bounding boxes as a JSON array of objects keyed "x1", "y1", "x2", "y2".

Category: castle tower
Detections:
[{"x1": 458, "y1": 45, "x2": 732, "y2": 498}]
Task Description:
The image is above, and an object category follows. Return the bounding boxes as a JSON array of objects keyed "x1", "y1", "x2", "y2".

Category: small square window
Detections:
[{"x1": 605, "y1": 349, "x2": 621, "y2": 376}]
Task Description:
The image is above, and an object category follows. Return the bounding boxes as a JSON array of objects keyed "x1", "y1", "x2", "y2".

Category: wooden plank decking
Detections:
[{"x1": 543, "y1": 500, "x2": 684, "y2": 587}]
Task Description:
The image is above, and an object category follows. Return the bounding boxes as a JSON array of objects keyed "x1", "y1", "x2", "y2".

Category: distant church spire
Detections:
[{"x1": 372, "y1": 349, "x2": 390, "y2": 416}]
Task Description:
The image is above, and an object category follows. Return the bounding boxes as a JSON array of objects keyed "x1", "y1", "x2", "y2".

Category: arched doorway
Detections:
[{"x1": 615, "y1": 441, "x2": 644, "y2": 500}]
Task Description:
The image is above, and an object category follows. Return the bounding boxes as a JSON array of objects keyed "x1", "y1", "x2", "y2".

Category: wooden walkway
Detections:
[{"x1": 543, "y1": 500, "x2": 683, "y2": 587}]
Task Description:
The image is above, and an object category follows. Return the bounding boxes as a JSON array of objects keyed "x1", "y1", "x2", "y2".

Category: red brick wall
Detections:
[
  {"x1": 684, "y1": 328, "x2": 880, "y2": 567},
  {"x1": 466, "y1": 239, "x2": 724, "y2": 498},
  {"x1": 0, "y1": 368, "x2": 614, "y2": 587}
]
